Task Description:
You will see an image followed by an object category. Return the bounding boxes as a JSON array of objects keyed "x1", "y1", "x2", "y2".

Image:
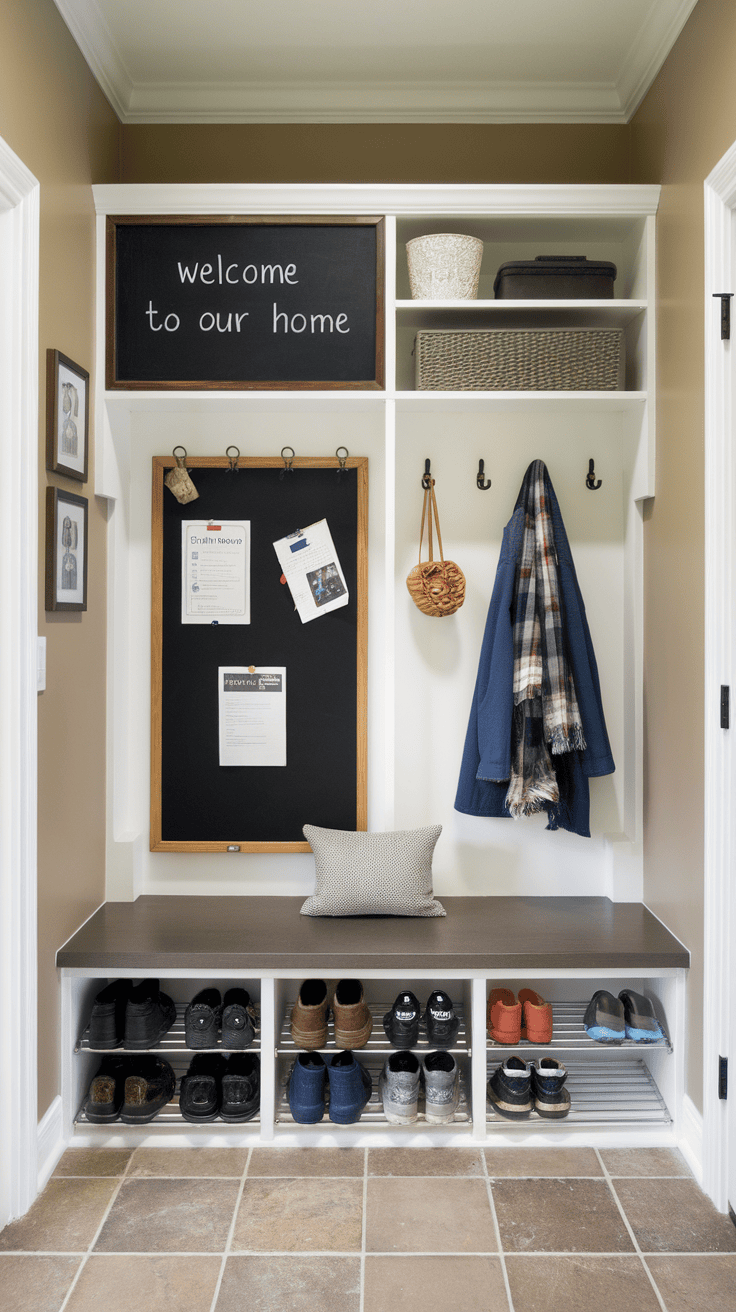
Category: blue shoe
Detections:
[
  {"x1": 618, "y1": 989, "x2": 666, "y2": 1043},
  {"x1": 327, "y1": 1050, "x2": 372, "y2": 1124},
  {"x1": 288, "y1": 1052, "x2": 327, "y2": 1124},
  {"x1": 583, "y1": 990, "x2": 625, "y2": 1043}
]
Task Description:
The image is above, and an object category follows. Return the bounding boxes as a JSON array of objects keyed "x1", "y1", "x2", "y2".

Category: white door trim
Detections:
[
  {"x1": 703, "y1": 142, "x2": 736, "y2": 1212},
  {"x1": 0, "y1": 135, "x2": 40, "y2": 1227}
]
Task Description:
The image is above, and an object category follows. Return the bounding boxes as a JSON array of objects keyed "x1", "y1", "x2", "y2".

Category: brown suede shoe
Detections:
[
  {"x1": 290, "y1": 979, "x2": 331, "y2": 1049},
  {"x1": 332, "y1": 979, "x2": 372, "y2": 1049}
]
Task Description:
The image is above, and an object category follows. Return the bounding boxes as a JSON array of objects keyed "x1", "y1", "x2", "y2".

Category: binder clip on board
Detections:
[{"x1": 165, "y1": 446, "x2": 199, "y2": 504}]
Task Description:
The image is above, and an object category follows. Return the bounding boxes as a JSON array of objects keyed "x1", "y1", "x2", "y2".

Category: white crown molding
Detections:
[
  {"x1": 53, "y1": 0, "x2": 133, "y2": 120},
  {"x1": 122, "y1": 78, "x2": 626, "y2": 125},
  {"x1": 53, "y1": 0, "x2": 692, "y2": 125},
  {"x1": 617, "y1": 0, "x2": 700, "y2": 120},
  {"x1": 92, "y1": 181, "x2": 661, "y2": 217}
]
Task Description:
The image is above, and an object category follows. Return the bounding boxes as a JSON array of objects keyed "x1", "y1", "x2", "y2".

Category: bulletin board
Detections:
[{"x1": 151, "y1": 454, "x2": 368, "y2": 852}]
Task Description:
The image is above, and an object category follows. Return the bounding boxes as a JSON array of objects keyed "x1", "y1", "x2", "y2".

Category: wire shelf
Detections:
[
  {"x1": 487, "y1": 1000, "x2": 670, "y2": 1053},
  {"x1": 278, "y1": 1002, "x2": 468, "y2": 1056},
  {"x1": 76, "y1": 1003, "x2": 260, "y2": 1055},
  {"x1": 276, "y1": 1053, "x2": 471, "y2": 1126},
  {"x1": 486, "y1": 1056, "x2": 671, "y2": 1127}
]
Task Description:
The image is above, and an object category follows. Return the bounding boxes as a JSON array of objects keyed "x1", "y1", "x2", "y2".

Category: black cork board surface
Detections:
[{"x1": 151, "y1": 456, "x2": 368, "y2": 852}]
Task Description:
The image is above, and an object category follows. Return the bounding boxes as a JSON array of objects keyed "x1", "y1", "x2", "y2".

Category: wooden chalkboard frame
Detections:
[
  {"x1": 107, "y1": 215, "x2": 385, "y2": 391},
  {"x1": 151, "y1": 455, "x2": 368, "y2": 853}
]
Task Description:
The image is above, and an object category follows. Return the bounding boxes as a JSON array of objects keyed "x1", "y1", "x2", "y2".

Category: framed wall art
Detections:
[
  {"x1": 46, "y1": 349, "x2": 89, "y2": 481},
  {"x1": 45, "y1": 486, "x2": 88, "y2": 612}
]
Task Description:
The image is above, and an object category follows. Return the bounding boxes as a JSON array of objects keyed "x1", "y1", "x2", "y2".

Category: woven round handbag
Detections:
[{"x1": 406, "y1": 479, "x2": 466, "y2": 617}]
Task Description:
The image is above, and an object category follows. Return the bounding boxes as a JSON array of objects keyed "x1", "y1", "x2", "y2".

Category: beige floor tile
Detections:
[
  {"x1": 492, "y1": 1178, "x2": 634, "y2": 1253},
  {"x1": 0, "y1": 1255, "x2": 81, "y2": 1312},
  {"x1": 614, "y1": 1178, "x2": 736, "y2": 1252},
  {"x1": 368, "y1": 1148, "x2": 484, "y2": 1177},
  {"x1": 365, "y1": 1177, "x2": 496, "y2": 1253},
  {"x1": 94, "y1": 1178, "x2": 239, "y2": 1253},
  {"x1": 646, "y1": 1254, "x2": 736, "y2": 1307},
  {"x1": 505, "y1": 1254, "x2": 662, "y2": 1311},
  {"x1": 64, "y1": 1255, "x2": 221, "y2": 1312},
  {"x1": 128, "y1": 1147, "x2": 248, "y2": 1178},
  {"x1": 0, "y1": 1179, "x2": 117, "y2": 1253},
  {"x1": 485, "y1": 1147, "x2": 602, "y2": 1178},
  {"x1": 248, "y1": 1147, "x2": 364, "y2": 1177},
  {"x1": 53, "y1": 1149, "x2": 133, "y2": 1178},
  {"x1": 364, "y1": 1255, "x2": 508, "y2": 1311},
  {"x1": 231, "y1": 1178, "x2": 363, "y2": 1252},
  {"x1": 599, "y1": 1147, "x2": 692, "y2": 1177},
  {"x1": 215, "y1": 1255, "x2": 361, "y2": 1311}
]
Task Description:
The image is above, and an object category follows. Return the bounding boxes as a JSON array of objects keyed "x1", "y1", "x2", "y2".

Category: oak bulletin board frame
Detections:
[{"x1": 151, "y1": 454, "x2": 368, "y2": 853}]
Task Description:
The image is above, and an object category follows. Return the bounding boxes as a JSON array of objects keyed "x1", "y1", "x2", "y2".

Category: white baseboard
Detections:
[
  {"x1": 37, "y1": 1096, "x2": 65, "y2": 1194},
  {"x1": 678, "y1": 1093, "x2": 703, "y2": 1187}
]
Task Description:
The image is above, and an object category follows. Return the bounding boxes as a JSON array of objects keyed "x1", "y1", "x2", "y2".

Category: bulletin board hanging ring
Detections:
[
  {"x1": 336, "y1": 446, "x2": 349, "y2": 479},
  {"x1": 280, "y1": 446, "x2": 295, "y2": 480},
  {"x1": 226, "y1": 445, "x2": 241, "y2": 473},
  {"x1": 172, "y1": 445, "x2": 188, "y2": 465}
]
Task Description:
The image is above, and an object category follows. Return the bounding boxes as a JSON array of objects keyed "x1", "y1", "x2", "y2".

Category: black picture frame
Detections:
[
  {"x1": 46, "y1": 349, "x2": 89, "y2": 482},
  {"x1": 45, "y1": 486, "x2": 88, "y2": 612}
]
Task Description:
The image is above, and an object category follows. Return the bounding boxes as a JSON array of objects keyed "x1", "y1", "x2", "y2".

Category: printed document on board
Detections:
[
  {"x1": 218, "y1": 667, "x2": 286, "y2": 767},
  {"x1": 273, "y1": 518, "x2": 348, "y2": 624},
  {"x1": 182, "y1": 520, "x2": 250, "y2": 624}
]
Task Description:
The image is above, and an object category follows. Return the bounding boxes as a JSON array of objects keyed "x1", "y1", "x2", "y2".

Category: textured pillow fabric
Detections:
[{"x1": 301, "y1": 824, "x2": 445, "y2": 917}]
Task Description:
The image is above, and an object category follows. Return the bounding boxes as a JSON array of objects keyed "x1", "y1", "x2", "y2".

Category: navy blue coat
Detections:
[{"x1": 454, "y1": 478, "x2": 614, "y2": 838}]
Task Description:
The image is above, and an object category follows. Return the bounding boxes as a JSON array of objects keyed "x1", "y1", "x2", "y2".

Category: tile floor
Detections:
[{"x1": 1, "y1": 1145, "x2": 735, "y2": 1311}]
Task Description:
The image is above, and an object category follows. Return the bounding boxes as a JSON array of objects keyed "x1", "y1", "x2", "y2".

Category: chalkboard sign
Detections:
[
  {"x1": 107, "y1": 216, "x2": 384, "y2": 390},
  {"x1": 151, "y1": 455, "x2": 368, "y2": 852}
]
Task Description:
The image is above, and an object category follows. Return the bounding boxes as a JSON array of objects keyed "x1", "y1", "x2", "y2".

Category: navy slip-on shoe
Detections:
[
  {"x1": 583, "y1": 990, "x2": 625, "y2": 1044},
  {"x1": 618, "y1": 989, "x2": 665, "y2": 1043},
  {"x1": 288, "y1": 1052, "x2": 327, "y2": 1124},
  {"x1": 327, "y1": 1050, "x2": 372, "y2": 1124}
]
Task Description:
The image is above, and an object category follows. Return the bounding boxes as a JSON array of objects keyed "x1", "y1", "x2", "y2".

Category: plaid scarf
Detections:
[{"x1": 506, "y1": 461, "x2": 585, "y2": 818}]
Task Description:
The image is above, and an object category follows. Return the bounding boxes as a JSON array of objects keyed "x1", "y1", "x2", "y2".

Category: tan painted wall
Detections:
[
  {"x1": 0, "y1": 0, "x2": 119, "y2": 1119},
  {"x1": 120, "y1": 122, "x2": 630, "y2": 185},
  {"x1": 629, "y1": 0, "x2": 736, "y2": 1114}
]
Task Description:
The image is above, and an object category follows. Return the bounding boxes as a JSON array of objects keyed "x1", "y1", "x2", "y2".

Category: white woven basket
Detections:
[{"x1": 406, "y1": 233, "x2": 483, "y2": 300}]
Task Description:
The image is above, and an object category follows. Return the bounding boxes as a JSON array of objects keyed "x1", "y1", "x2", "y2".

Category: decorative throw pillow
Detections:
[{"x1": 300, "y1": 824, "x2": 446, "y2": 917}]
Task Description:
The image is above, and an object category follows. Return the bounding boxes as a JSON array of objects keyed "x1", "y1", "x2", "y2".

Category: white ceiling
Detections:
[{"x1": 54, "y1": 0, "x2": 700, "y2": 124}]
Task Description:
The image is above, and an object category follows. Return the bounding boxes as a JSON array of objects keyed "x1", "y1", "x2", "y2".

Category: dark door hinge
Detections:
[
  {"x1": 713, "y1": 293, "x2": 734, "y2": 339},
  {"x1": 719, "y1": 1055, "x2": 728, "y2": 1100},
  {"x1": 721, "y1": 685, "x2": 730, "y2": 729}
]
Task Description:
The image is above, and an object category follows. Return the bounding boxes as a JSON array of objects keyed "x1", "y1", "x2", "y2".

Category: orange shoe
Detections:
[
  {"x1": 519, "y1": 988, "x2": 553, "y2": 1044},
  {"x1": 487, "y1": 988, "x2": 522, "y2": 1044}
]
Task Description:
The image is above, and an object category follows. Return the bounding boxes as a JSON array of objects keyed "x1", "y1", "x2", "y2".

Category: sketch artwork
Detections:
[
  {"x1": 61, "y1": 382, "x2": 79, "y2": 456},
  {"x1": 60, "y1": 514, "x2": 78, "y2": 590}
]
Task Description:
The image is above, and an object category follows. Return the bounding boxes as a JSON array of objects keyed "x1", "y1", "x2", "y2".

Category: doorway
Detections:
[{"x1": 0, "y1": 133, "x2": 40, "y2": 1227}]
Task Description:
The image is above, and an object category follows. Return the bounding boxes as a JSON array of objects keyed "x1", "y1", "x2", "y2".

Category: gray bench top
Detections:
[{"x1": 57, "y1": 895, "x2": 689, "y2": 972}]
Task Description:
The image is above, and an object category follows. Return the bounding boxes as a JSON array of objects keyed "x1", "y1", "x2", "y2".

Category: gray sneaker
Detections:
[
  {"x1": 422, "y1": 1050, "x2": 460, "y2": 1123},
  {"x1": 379, "y1": 1050, "x2": 420, "y2": 1123}
]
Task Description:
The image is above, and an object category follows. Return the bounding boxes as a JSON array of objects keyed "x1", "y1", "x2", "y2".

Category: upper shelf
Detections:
[{"x1": 395, "y1": 300, "x2": 647, "y2": 331}]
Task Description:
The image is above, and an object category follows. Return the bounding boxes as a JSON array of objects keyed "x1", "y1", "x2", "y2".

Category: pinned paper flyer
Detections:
[
  {"x1": 181, "y1": 520, "x2": 250, "y2": 624},
  {"x1": 218, "y1": 667, "x2": 286, "y2": 767},
  {"x1": 273, "y1": 518, "x2": 349, "y2": 623}
]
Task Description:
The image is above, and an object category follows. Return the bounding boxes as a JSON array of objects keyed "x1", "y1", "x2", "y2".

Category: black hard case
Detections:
[{"x1": 494, "y1": 255, "x2": 617, "y2": 300}]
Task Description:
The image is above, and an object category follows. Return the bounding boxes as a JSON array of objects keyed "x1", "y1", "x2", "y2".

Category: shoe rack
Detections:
[{"x1": 61, "y1": 964, "x2": 684, "y2": 1148}]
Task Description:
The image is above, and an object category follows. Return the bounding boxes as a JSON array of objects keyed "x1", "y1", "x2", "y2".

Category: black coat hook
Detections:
[
  {"x1": 422, "y1": 458, "x2": 432, "y2": 489},
  {"x1": 477, "y1": 458, "x2": 491, "y2": 490},
  {"x1": 586, "y1": 458, "x2": 602, "y2": 491}
]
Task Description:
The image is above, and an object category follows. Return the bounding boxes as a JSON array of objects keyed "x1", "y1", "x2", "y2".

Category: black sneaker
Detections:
[
  {"x1": 220, "y1": 1053, "x2": 260, "y2": 1122},
  {"x1": 530, "y1": 1058, "x2": 571, "y2": 1119},
  {"x1": 179, "y1": 1053, "x2": 228, "y2": 1123},
  {"x1": 87, "y1": 979, "x2": 131, "y2": 1049},
  {"x1": 487, "y1": 1056, "x2": 532, "y2": 1120},
  {"x1": 221, "y1": 988, "x2": 255, "y2": 1049},
  {"x1": 123, "y1": 979, "x2": 176, "y2": 1050},
  {"x1": 425, "y1": 990, "x2": 460, "y2": 1047},
  {"x1": 184, "y1": 988, "x2": 223, "y2": 1049},
  {"x1": 383, "y1": 990, "x2": 421, "y2": 1048},
  {"x1": 120, "y1": 1056, "x2": 176, "y2": 1123},
  {"x1": 83, "y1": 1056, "x2": 128, "y2": 1123}
]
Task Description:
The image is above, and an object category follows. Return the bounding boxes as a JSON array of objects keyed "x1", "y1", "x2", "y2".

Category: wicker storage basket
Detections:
[{"x1": 414, "y1": 327, "x2": 623, "y2": 391}]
